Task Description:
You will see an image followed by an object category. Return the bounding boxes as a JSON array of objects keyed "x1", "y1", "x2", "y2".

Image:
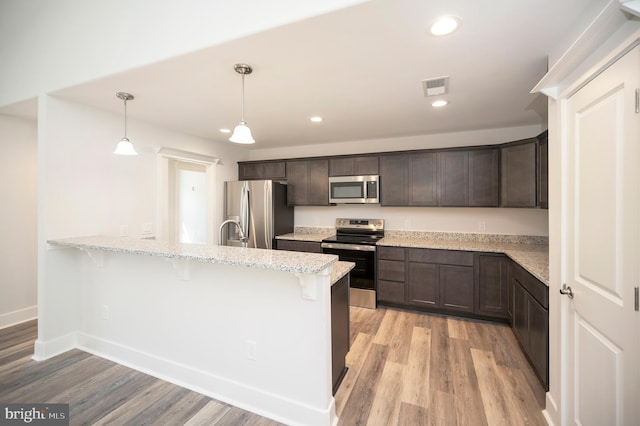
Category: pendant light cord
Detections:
[
  {"x1": 123, "y1": 98, "x2": 128, "y2": 139},
  {"x1": 240, "y1": 73, "x2": 245, "y2": 122}
]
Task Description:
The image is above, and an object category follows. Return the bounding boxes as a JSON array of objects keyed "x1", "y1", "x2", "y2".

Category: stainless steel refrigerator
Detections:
[{"x1": 221, "y1": 180, "x2": 294, "y2": 249}]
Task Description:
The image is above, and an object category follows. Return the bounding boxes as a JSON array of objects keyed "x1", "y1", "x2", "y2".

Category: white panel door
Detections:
[{"x1": 565, "y1": 45, "x2": 640, "y2": 426}]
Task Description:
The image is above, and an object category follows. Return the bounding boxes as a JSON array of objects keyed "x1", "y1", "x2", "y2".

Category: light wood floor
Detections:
[
  {"x1": 0, "y1": 320, "x2": 282, "y2": 425},
  {"x1": 336, "y1": 307, "x2": 547, "y2": 425},
  {"x1": 0, "y1": 308, "x2": 546, "y2": 425}
]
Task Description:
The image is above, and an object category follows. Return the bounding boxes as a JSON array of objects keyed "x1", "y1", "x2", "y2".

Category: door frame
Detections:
[
  {"x1": 154, "y1": 147, "x2": 220, "y2": 244},
  {"x1": 532, "y1": 6, "x2": 640, "y2": 425}
]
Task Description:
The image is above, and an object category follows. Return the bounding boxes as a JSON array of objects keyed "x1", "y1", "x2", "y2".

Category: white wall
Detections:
[
  {"x1": 0, "y1": 0, "x2": 368, "y2": 109},
  {"x1": 0, "y1": 115, "x2": 38, "y2": 328},
  {"x1": 251, "y1": 124, "x2": 549, "y2": 236},
  {"x1": 39, "y1": 96, "x2": 247, "y2": 240},
  {"x1": 35, "y1": 96, "x2": 248, "y2": 342},
  {"x1": 296, "y1": 206, "x2": 548, "y2": 236}
]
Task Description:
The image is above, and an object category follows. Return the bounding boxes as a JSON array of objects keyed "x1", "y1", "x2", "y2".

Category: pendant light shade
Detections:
[
  {"x1": 229, "y1": 64, "x2": 255, "y2": 144},
  {"x1": 230, "y1": 122, "x2": 255, "y2": 144},
  {"x1": 114, "y1": 138, "x2": 137, "y2": 155},
  {"x1": 114, "y1": 92, "x2": 138, "y2": 155}
]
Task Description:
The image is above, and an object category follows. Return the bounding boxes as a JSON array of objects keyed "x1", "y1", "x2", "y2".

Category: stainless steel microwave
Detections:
[{"x1": 329, "y1": 175, "x2": 379, "y2": 204}]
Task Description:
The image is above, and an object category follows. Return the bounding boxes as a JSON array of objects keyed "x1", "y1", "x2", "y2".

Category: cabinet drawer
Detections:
[
  {"x1": 377, "y1": 280, "x2": 405, "y2": 304},
  {"x1": 377, "y1": 246, "x2": 406, "y2": 261},
  {"x1": 378, "y1": 260, "x2": 405, "y2": 282},
  {"x1": 408, "y1": 248, "x2": 474, "y2": 266},
  {"x1": 512, "y1": 262, "x2": 548, "y2": 309},
  {"x1": 276, "y1": 240, "x2": 322, "y2": 253}
]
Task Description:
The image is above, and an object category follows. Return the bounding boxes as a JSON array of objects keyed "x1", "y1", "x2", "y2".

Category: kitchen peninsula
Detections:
[{"x1": 40, "y1": 236, "x2": 353, "y2": 426}]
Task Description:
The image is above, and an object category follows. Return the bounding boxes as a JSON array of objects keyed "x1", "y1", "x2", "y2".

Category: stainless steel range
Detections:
[{"x1": 321, "y1": 218, "x2": 384, "y2": 309}]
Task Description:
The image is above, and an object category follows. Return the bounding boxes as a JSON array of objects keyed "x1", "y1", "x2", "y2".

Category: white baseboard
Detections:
[
  {"x1": 32, "y1": 332, "x2": 77, "y2": 361},
  {"x1": 542, "y1": 391, "x2": 559, "y2": 426},
  {"x1": 0, "y1": 305, "x2": 37, "y2": 330},
  {"x1": 77, "y1": 332, "x2": 336, "y2": 426}
]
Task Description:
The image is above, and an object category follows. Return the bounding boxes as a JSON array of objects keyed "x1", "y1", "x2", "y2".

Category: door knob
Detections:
[{"x1": 560, "y1": 283, "x2": 574, "y2": 299}]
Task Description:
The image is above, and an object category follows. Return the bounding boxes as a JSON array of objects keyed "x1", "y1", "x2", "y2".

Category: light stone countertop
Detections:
[
  {"x1": 48, "y1": 236, "x2": 338, "y2": 275},
  {"x1": 276, "y1": 232, "x2": 334, "y2": 242},
  {"x1": 378, "y1": 236, "x2": 548, "y2": 285},
  {"x1": 331, "y1": 261, "x2": 355, "y2": 285},
  {"x1": 274, "y1": 229, "x2": 549, "y2": 286}
]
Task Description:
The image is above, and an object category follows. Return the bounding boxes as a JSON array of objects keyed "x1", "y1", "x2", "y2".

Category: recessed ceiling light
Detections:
[
  {"x1": 219, "y1": 128, "x2": 231, "y2": 133},
  {"x1": 310, "y1": 116, "x2": 323, "y2": 123},
  {"x1": 432, "y1": 100, "x2": 448, "y2": 107},
  {"x1": 430, "y1": 15, "x2": 461, "y2": 36}
]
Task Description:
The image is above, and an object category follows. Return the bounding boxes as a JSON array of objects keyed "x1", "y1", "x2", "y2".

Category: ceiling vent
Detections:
[{"x1": 421, "y1": 76, "x2": 449, "y2": 97}]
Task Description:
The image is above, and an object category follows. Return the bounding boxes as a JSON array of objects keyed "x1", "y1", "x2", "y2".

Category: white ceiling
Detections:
[{"x1": 44, "y1": 0, "x2": 596, "y2": 149}]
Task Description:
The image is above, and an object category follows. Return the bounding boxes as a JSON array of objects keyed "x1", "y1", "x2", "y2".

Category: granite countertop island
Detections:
[
  {"x1": 42, "y1": 235, "x2": 349, "y2": 425},
  {"x1": 49, "y1": 235, "x2": 337, "y2": 275},
  {"x1": 49, "y1": 235, "x2": 354, "y2": 286}
]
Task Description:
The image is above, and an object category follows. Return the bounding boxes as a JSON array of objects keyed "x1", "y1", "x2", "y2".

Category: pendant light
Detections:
[
  {"x1": 229, "y1": 64, "x2": 255, "y2": 144},
  {"x1": 114, "y1": 92, "x2": 138, "y2": 155}
]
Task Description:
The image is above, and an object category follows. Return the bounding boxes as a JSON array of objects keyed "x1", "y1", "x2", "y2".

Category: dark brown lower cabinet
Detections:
[
  {"x1": 510, "y1": 262, "x2": 549, "y2": 390},
  {"x1": 440, "y1": 265, "x2": 475, "y2": 312},
  {"x1": 406, "y1": 249, "x2": 474, "y2": 314},
  {"x1": 407, "y1": 262, "x2": 439, "y2": 307},
  {"x1": 377, "y1": 247, "x2": 406, "y2": 304},
  {"x1": 275, "y1": 239, "x2": 322, "y2": 253},
  {"x1": 477, "y1": 254, "x2": 509, "y2": 318},
  {"x1": 407, "y1": 263, "x2": 474, "y2": 313},
  {"x1": 331, "y1": 274, "x2": 350, "y2": 395}
]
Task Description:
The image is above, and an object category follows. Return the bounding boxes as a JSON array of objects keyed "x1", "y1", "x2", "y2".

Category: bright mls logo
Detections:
[{"x1": 0, "y1": 404, "x2": 69, "y2": 425}]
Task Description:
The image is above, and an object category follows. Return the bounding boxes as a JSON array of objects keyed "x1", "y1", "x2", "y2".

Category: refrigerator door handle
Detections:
[
  {"x1": 240, "y1": 182, "x2": 250, "y2": 245},
  {"x1": 264, "y1": 181, "x2": 272, "y2": 248}
]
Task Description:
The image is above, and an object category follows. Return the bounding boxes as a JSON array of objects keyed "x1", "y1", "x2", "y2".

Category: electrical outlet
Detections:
[
  {"x1": 404, "y1": 219, "x2": 411, "y2": 228},
  {"x1": 101, "y1": 305, "x2": 109, "y2": 320},
  {"x1": 141, "y1": 222, "x2": 153, "y2": 236},
  {"x1": 478, "y1": 221, "x2": 486, "y2": 231},
  {"x1": 247, "y1": 340, "x2": 257, "y2": 360}
]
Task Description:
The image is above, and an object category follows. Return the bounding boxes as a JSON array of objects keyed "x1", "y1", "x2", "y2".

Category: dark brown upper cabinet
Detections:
[
  {"x1": 237, "y1": 131, "x2": 546, "y2": 209},
  {"x1": 469, "y1": 149, "x2": 500, "y2": 206},
  {"x1": 329, "y1": 156, "x2": 379, "y2": 176},
  {"x1": 238, "y1": 161, "x2": 286, "y2": 181},
  {"x1": 387, "y1": 148, "x2": 499, "y2": 208},
  {"x1": 286, "y1": 159, "x2": 329, "y2": 206},
  {"x1": 409, "y1": 153, "x2": 438, "y2": 206},
  {"x1": 501, "y1": 139, "x2": 538, "y2": 207},
  {"x1": 379, "y1": 153, "x2": 437, "y2": 206},
  {"x1": 438, "y1": 150, "x2": 469, "y2": 206},
  {"x1": 379, "y1": 154, "x2": 409, "y2": 206},
  {"x1": 537, "y1": 131, "x2": 548, "y2": 209}
]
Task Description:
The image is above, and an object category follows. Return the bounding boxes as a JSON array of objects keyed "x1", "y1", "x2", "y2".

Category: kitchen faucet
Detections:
[{"x1": 219, "y1": 219, "x2": 248, "y2": 247}]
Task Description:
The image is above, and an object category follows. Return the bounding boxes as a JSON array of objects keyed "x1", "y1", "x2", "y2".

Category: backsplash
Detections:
[{"x1": 293, "y1": 205, "x2": 549, "y2": 237}]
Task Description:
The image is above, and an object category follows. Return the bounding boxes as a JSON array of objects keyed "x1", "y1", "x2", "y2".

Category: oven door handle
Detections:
[{"x1": 321, "y1": 242, "x2": 376, "y2": 252}]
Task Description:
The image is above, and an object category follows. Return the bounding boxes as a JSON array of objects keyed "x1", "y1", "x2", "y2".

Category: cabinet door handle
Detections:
[{"x1": 560, "y1": 283, "x2": 574, "y2": 299}]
